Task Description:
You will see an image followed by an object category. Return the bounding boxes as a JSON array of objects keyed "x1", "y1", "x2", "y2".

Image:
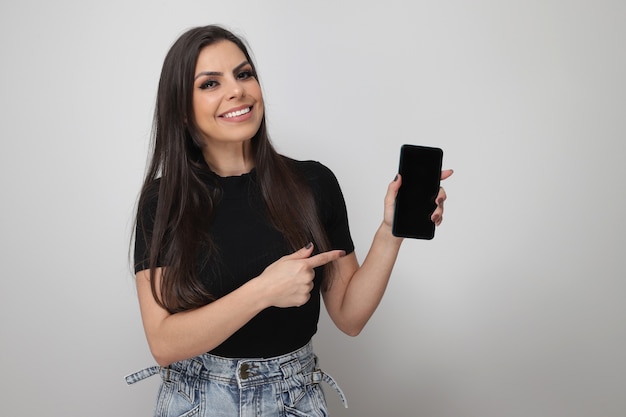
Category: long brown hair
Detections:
[{"x1": 135, "y1": 25, "x2": 331, "y2": 313}]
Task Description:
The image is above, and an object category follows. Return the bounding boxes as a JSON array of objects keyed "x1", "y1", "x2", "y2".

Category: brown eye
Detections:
[
  {"x1": 199, "y1": 80, "x2": 218, "y2": 90},
  {"x1": 237, "y1": 70, "x2": 255, "y2": 80}
]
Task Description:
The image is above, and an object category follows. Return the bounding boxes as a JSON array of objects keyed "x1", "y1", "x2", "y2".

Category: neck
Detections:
[{"x1": 202, "y1": 141, "x2": 254, "y2": 177}]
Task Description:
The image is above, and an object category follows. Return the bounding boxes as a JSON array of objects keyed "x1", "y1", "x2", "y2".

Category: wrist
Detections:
[
  {"x1": 378, "y1": 222, "x2": 404, "y2": 247},
  {"x1": 242, "y1": 276, "x2": 272, "y2": 311}
]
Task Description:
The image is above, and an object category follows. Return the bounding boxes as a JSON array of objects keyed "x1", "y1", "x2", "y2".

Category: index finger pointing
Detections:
[
  {"x1": 440, "y1": 169, "x2": 454, "y2": 181},
  {"x1": 306, "y1": 250, "x2": 346, "y2": 268}
]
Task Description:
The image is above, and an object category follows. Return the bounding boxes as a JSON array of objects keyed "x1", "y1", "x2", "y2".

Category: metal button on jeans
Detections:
[{"x1": 239, "y1": 363, "x2": 251, "y2": 379}]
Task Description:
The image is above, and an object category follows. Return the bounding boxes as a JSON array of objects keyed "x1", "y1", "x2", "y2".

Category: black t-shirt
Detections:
[{"x1": 134, "y1": 160, "x2": 354, "y2": 358}]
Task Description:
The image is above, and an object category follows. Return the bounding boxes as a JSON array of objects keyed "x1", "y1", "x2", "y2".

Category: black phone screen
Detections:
[{"x1": 392, "y1": 145, "x2": 443, "y2": 239}]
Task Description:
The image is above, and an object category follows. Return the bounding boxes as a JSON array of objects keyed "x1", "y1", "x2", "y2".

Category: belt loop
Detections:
[{"x1": 124, "y1": 365, "x2": 161, "y2": 385}]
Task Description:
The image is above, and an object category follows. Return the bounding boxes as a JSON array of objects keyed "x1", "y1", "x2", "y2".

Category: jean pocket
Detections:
[
  {"x1": 175, "y1": 406, "x2": 200, "y2": 417},
  {"x1": 155, "y1": 379, "x2": 201, "y2": 417},
  {"x1": 281, "y1": 383, "x2": 328, "y2": 417}
]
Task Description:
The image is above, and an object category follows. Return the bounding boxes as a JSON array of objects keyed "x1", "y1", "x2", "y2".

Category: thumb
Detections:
[
  {"x1": 385, "y1": 174, "x2": 402, "y2": 206},
  {"x1": 283, "y1": 242, "x2": 315, "y2": 260}
]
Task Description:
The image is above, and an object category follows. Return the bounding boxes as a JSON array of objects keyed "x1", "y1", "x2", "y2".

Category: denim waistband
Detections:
[{"x1": 125, "y1": 340, "x2": 348, "y2": 408}]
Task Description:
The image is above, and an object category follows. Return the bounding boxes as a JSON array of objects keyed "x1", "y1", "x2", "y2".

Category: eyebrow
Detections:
[{"x1": 194, "y1": 61, "x2": 250, "y2": 81}]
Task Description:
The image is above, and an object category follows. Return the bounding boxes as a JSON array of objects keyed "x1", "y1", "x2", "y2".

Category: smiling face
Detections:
[{"x1": 191, "y1": 40, "x2": 264, "y2": 151}]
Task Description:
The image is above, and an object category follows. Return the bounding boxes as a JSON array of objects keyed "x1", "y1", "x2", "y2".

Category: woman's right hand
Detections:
[{"x1": 258, "y1": 243, "x2": 345, "y2": 308}]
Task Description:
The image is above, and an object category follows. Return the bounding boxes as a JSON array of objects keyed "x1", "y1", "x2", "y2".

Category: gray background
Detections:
[{"x1": 1, "y1": 1, "x2": 624, "y2": 416}]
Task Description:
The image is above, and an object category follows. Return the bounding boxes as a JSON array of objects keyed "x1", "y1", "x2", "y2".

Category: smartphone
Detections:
[{"x1": 392, "y1": 145, "x2": 443, "y2": 239}]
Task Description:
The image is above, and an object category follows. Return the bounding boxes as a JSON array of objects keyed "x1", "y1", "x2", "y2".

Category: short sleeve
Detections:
[
  {"x1": 300, "y1": 161, "x2": 355, "y2": 255},
  {"x1": 133, "y1": 182, "x2": 160, "y2": 273}
]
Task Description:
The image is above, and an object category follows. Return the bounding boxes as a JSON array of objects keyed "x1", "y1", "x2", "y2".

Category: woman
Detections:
[{"x1": 126, "y1": 25, "x2": 452, "y2": 416}]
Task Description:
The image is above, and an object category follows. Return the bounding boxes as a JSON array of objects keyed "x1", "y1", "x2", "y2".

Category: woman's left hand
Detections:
[{"x1": 383, "y1": 169, "x2": 454, "y2": 229}]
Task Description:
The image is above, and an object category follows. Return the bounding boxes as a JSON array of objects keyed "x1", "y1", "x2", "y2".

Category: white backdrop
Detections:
[{"x1": 1, "y1": 1, "x2": 624, "y2": 416}]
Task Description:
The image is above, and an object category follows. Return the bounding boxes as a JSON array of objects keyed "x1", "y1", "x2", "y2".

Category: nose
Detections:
[{"x1": 227, "y1": 79, "x2": 245, "y2": 100}]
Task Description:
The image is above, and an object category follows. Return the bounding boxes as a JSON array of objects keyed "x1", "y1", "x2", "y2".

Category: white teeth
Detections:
[{"x1": 222, "y1": 107, "x2": 251, "y2": 118}]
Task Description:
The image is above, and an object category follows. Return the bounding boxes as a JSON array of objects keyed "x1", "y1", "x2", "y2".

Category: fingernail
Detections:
[
  {"x1": 305, "y1": 242, "x2": 313, "y2": 249},
  {"x1": 393, "y1": 174, "x2": 398, "y2": 182},
  {"x1": 339, "y1": 250, "x2": 346, "y2": 257}
]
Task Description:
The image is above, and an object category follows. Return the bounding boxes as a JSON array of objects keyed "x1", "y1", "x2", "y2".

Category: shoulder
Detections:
[
  {"x1": 284, "y1": 158, "x2": 339, "y2": 186},
  {"x1": 141, "y1": 177, "x2": 161, "y2": 201},
  {"x1": 282, "y1": 157, "x2": 346, "y2": 209},
  {"x1": 137, "y1": 178, "x2": 162, "y2": 217}
]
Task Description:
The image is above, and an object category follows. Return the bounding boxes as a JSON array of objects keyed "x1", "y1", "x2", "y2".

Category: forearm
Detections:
[
  {"x1": 329, "y1": 222, "x2": 403, "y2": 335},
  {"x1": 140, "y1": 245, "x2": 341, "y2": 366},
  {"x1": 141, "y1": 277, "x2": 267, "y2": 366}
]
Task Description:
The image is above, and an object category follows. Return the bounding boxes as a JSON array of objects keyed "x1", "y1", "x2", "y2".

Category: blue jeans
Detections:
[{"x1": 126, "y1": 340, "x2": 347, "y2": 416}]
